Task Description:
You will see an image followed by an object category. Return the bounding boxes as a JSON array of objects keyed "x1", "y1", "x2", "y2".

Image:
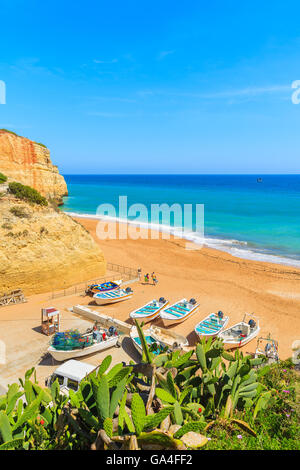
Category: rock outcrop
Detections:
[
  {"x1": 0, "y1": 130, "x2": 68, "y2": 204},
  {"x1": 0, "y1": 196, "x2": 106, "y2": 295}
]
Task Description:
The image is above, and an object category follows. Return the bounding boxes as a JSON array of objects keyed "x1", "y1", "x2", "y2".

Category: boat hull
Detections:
[
  {"x1": 90, "y1": 280, "x2": 122, "y2": 294},
  {"x1": 130, "y1": 300, "x2": 169, "y2": 323},
  {"x1": 195, "y1": 314, "x2": 229, "y2": 339},
  {"x1": 130, "y1": 325, "x2": 189, "y2": 355},
  {"x1": 48, "y1": 336, "x2": 119, "y2": 361},
  {"x1": 94, "y1": 293, "x2": 133, "y2": 305},
  {"x1": 219, "y1": 326, "x2": 260, "y2": 349},
  {"x1": 160, "y1": 304, "x2": 199, "y2": 326},
  {"x1": 130, "y1": 328, "x2": 160, "y2": 356}
]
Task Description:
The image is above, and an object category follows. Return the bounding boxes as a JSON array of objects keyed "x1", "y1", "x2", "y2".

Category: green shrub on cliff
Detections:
[
  {"x1": 9, "y1": 206, "x2": 30, "y2": 218},
  {"x1": 8, "y1": 182, "x2": 48, "y2": 206},
  {"x1": 35, "y1": 142, "x2": 47, "y2": 148},
  {"x1": 0, "y1": 172, "x2": 7, "y2": 183},
  {"x1": 0, "y1": 129, "x2": 18, "y2": 136}
]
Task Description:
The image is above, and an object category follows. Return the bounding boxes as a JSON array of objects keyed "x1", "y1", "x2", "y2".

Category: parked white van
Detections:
[{"x1": 46, "y1": 359, "x2": 96, "y2": 393}]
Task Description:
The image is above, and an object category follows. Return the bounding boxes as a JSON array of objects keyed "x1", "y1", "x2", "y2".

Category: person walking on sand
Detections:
[
  {"x1": 152, "y1": 272, "x2": 158, "y2": 286},
  {"x1": 144, "y1": 273, "x2": 150, "y2": 284}
]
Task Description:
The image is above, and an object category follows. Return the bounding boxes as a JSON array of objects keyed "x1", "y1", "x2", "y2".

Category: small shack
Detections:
[
  {"x1": 0, "y1": 289, "x2": 26, "y2": 307},
  {"x1": 41, "y1": 307, "x2": 60, "y2": 336}
]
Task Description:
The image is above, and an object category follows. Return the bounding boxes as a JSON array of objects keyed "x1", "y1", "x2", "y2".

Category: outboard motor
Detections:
[
  {"x1": 264, "y1": 343, "x2": 272, "y2": 356},
  {"x1": 159, "y1": 297, "x2": 166, "y2": 304},
  {"x1": 108, "y1": 326, "x2": 117, "y2": 337},
  {"x1": 125, "y1": 287, "x2": 132, "y2": 293},
  {"x1": 218, "y1": 310, "x2": 224, "y2": 319},
  {"x1": 189, "y1": 298, "x2": 197, "y2": 305},
  {"x1": 248, "y1": 319, "x2": 256, "y2": 329}
]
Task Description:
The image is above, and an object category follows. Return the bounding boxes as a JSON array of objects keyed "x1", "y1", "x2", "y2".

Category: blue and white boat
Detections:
[
  {"x1": 195, "y1": 311, "x2": 229, "y2": 339},
  {"x1": 87, "y1": 279, "x2": 122, "y2": 294},
  {"x1": 159, "y1": 298, "x2": 199, "y2": 326},
  {"x1": 130, "y1": 298, "x2": 168, "y2": 323},
  {"x1": 130, "y1": 325, "x2": 189, "y2": 355},
  {"x1": 93, "y1": 287, "x2": 133, "y2": 305}
]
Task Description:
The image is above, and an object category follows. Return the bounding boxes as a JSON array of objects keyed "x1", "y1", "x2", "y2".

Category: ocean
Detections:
[{"x1": 62, "y1": 174, "x2": 300, "y2": 268}]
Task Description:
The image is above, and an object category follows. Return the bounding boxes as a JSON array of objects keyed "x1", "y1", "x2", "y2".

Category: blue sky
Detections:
[{"x1": 0, "y1": 0, "x2": 300, "y2": 173}]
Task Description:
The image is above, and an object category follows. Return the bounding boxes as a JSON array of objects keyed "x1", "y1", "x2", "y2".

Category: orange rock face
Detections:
[{"x1": 0, "y1": 130, "x2": 68, "y2": 203}]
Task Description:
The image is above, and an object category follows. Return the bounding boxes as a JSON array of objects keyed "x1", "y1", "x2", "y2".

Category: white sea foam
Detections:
[{"x1": 65, "y1": 211, "x2": 300, "y2": 269}]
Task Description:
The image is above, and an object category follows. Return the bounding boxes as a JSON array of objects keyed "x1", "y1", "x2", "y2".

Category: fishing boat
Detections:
[
  {"x1": 195, "y1": 311, "x2": 229, "y2": 339},
  {"x1": 129, "y1": 297, "x2": 168, "y2": 323},
  {"x1": 218, "y1": 313, "x2": 260, "y2": 348},
  {"x1": 48, "y1": 325, "x2": 119, "y2": 361},
  {"x1": 93, "y1": 287, "x2": 133, "y2": 305},
  {"x1": 159, "y1": 298, "x2": 199, "y2": 326},
  {"x1": 130, "y1": 324, "x2": 188, "y2": 356},
  {"x1": 86, "y1": 280, "x2": 122, "y2": 294}
]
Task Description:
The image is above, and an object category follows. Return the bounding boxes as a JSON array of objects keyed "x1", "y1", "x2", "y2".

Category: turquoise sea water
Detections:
[{"x1": 62, "y1": 175, "x2": 300, "y2": 267}]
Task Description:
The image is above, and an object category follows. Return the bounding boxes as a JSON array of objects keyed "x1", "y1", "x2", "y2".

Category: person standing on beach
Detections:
[
  {"x1": 152, "y1": 272, "x2": 158, "y2": 286},
  {"x1": 144, "y1": 273, "x2": 150, "y2": 284}
]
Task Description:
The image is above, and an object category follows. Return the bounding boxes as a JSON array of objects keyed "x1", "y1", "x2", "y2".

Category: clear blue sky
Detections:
[{"x1": 0, "y1": 0, "x2": 300, "y2": 174}]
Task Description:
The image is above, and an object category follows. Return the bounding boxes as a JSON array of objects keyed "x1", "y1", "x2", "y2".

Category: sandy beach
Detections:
[
  {"x1": 78, "y1": 217, "x2": 300, "y2": 360},
  {"x1": 1, "y1": 215, "x2": 300, "y2": 390}
]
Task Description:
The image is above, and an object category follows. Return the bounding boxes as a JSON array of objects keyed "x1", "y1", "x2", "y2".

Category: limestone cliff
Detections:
[
  {"x1": 0, "y1": 130, "x2": 68, "y2": 204},
  {"x1": 0, "y1": 195, "x2": 106, "y2": 295}
]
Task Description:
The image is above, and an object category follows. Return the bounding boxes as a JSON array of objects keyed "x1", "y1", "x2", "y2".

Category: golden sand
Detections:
[{"x1": 78, "y1": 217, "x2": 300, "y2": 360}]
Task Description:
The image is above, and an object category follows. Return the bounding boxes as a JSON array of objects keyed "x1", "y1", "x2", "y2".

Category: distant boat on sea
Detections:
[{"x1": 257, "y1": 177, "x2": 263, "y2": 183}]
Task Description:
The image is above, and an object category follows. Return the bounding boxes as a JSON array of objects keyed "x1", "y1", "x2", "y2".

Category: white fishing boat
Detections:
[
  {"x1": 93, "y1": 287, "x2": 133, "y2": 305},
  {"x1": 48, "y1": 325, "x2": 119, "y2": 361},
  {"x1": 130, "y1": 297, "x2": 168, "y2": 323},
  {"x1": 218, "y1": 313, "x2": 260, "y2": 348},
  {"x1": 130, "y1": 324, "x2": 189, "y2": 355},
  {"x1": 195, "y1": 311, "x2": 229, "y2": 339},
  {"x1": 159, "y1": 298, "x2": 199, "y2": 326}
]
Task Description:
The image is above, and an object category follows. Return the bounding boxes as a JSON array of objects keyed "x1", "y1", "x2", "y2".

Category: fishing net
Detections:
[{"x1": 51, "y1": 329, "x2": 94, "y2": 351}]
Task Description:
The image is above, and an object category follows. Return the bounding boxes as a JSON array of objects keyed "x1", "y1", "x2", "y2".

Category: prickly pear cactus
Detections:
[
  {"x1": 180, "y1": 431, "x2": 208, "y2": 449},
  {"x1": 138, "y1": 430, "x2": 186, "y2": 450},
  {"x1": 173, "y1": 421, "x2": 206, "y2": 439},
  {"x1": 96, "y1": 376, "x2": 110, "y2": 423},
  {"x1": 131, "y1": 393, "x2": 146, "y2": 435}
]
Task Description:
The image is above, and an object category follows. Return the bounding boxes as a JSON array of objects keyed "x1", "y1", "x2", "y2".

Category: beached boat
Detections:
[
  {"x1": 129, "y1": 297, "x2": 168, "y2": 323},
  {"x1": 86, "y1": 280, "x2": 122, "y2": 294},
  {"x1": 48, "y1": 325, "x2": 119, "y2": 361},
  {"x1": 130, "y1": 324, "x2": 188, "y2": 355},
  {"x1": 159, "y1": 298, "x2": 199, "y2": 326},
  {"x1": 195, "y1": 311, "x2": 229, "y2": 339},
  {"x1": 93, "y1": 287, "x2": 133, "y2": 305},
  {"x1": 218, "y1": 314, "x2": 260, "y2": 348}
]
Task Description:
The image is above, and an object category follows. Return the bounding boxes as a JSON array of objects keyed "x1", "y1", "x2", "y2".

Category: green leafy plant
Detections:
[
  {"x1": 8, "y1": 182, "x2": 48, "y2": 206},
  {"x1": 0, "y1": 172, "x2": 7, "y2": 184}
]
